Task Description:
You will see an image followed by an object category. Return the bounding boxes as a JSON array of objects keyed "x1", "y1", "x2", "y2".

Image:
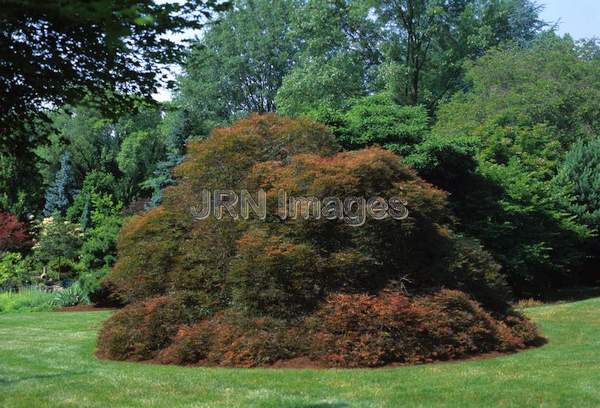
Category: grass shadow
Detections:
[{"x1": 0, "y1": 370, "x2": 89, "y2": 386}]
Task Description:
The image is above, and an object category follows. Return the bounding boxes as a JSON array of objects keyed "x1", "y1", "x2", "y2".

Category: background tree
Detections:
[
  {"x1": 37, "y1": 105, "x2": 167, "y2": 206},
  {"x1": 276, "y1": 0, "x2": 380, "y2": 116},
  {"x1": 423, "y1": 34, "x2": 600, "y2": 293},
  {"x1": 115, "y1": 112, "x2": 166, "y2": 201},
  {"x1": 43, "y1": 152, "x2": 77, "y2": 216},
  {"x1": 140, "y1": 109, "x2": 190, "y2": 208},
  {"x1": 176, "y1": 0, "x2": 300, "y2": 135},
  {"x1": 35, "y1": 214, "x2": 82, "y2": 279},
  {"x1": 555, "y1": 137, "x2": 600, "y2": 231},
  {"x1": 369, "y1": 0, "x2": 545, "y2": 108}
]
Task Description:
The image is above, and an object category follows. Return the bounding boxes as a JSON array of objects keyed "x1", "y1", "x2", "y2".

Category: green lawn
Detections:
[{"x1": 1, "y1": 299, "x2": 600, "y2": 407}]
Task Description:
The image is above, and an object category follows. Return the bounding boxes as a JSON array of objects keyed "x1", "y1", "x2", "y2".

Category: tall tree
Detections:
[
  {"x1": 177, "y1": 0, "x2": 300, "y2": 134},
  {"x1": 370, "y1": 0, "x2": 545, "y2": 107},
  {"x1": 276, "y1": 0, "x2": 381, "y2": 115}
]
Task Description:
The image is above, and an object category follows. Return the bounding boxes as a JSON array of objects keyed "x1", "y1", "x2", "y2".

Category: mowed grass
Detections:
[{"x1": 1, "y1": 299, "x2": 600, "y2": 407}]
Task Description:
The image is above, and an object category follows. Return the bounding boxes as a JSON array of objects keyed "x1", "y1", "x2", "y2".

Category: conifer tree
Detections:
[{"x1": 43, "y1": 153, "x2": 76, "y2": 216}]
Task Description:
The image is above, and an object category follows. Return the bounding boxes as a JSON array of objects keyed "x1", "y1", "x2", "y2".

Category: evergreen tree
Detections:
[
  {"x1": 141, "y1": 111, "x2": 188, "y2": 208},
  {"x1": 43, "y1": 152, "x2": 76, "y2": 216},
  {"x1": 556, "y1": 136, "x2": 600, "y2": 230}
]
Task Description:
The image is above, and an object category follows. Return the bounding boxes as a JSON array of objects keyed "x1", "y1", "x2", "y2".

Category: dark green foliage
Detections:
[
  {"x1": 340, "y1": 93, "x2": 429, "y2": 155},
  {"x1": 555, "y1": 137, "x2": 600, "y2": 230},
  {"x1": 37, "y1": 106, "x2": 122, "y2": 190},
  {"x1": 116, "y1": 110, "x2": 167, "y2": 201},
  {"x1": 443, "y1": 235, "x2": 511, "y2": 311},
  {"x1": 38, "y1": 105, "x2": 168, "y2": 206},
  {"x1": 0, "y1": 0, "x2": 228, "y2": 142},
  {"x1": 0, "y1": 149, "x2": 42, "y2": 217},
  {"x1": 425, "y1": 35, "x2": 600, "y2": 294}
]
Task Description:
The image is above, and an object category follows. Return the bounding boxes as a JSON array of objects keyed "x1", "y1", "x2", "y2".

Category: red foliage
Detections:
[
  {"x1": 307, "y1": 290, "x2": 540, "y2": 367},
  {"x1": 157, "y1": 311, "x2": 304, "y2": 367},
  {"x1": 117, "y1": 290, "x2": 541, "y2": 368},
  {"x1": 97, "y1": 115, "x2": 539, "y2": 368},
  {"x1": 0, "y1": 212, "x2": 30, "y2": 251},
  {"x1": 96, "y1": 292, "x2": 210, "y2": 361}
]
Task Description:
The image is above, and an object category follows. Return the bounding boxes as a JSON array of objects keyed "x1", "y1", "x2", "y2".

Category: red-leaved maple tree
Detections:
[{"x1": 0, "y1": 212, "x2": 30, "y2": 252}]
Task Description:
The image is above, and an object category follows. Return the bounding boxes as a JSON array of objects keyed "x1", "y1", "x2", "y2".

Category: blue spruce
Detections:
[{"x1": 43, "y1": 152, "x2": 76, "y2": 216}]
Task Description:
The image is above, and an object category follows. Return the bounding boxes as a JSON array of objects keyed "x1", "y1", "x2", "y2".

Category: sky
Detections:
[
  {"x1": 153, "y1": 0, "x2": 600, "y2": 102},
  {"x1": 540, "y1": 0, "x2": 600, "y2": 39}
]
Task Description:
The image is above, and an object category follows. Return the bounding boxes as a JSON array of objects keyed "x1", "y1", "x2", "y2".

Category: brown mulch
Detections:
[{"x1": 56, "y1": 304, "x2": 116, "y2": 312}]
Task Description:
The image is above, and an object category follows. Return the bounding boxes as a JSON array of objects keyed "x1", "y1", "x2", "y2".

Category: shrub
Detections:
[
  {"x1": 0, "y1": 252, "x2": 37, "y2": 289},
  {"x1": 555, "y1": 136, "x2": 600, "y2": 230},
  {"x1": 98, "y1": 114, "x2": 538, "y2": 367},
  {"x1": 158, "y1": 311, "x2": 305, "y2": 367},
  {"x1": 106, "y1": 114, "x2": 338, "y2": 305},
  {"x1": 154, "y1": 290, "x2": 539, "y2": 368},
  {"x1": 308, "y1": 290, "x2": 539, "y2": 367},
  {"x1": 130, "y1": 310, "x2": 304, "y2": 367},
  {"x1": 103, "y1": 207, "x2": 181, "y2": 303},
  {"x1": 97, "y1": 292, "x2": 213, "y2": 361},
  {"x1": 233, "y1": 146, "x2": 455, "y2": 315},
  {"x1": 156, "y1": 323, "x2": 212, "y2": 365},
  {"x1": 228, "y1": 230, "x2": 321, "y2": 318},
  {"x1": 340, "y1": 93, "x2": 429, "y2": 155},
  {"x1": 442, "y1": 235, "x2": 512, "y2": 311},
  {"x1": 34, "y1": 214, "x2": 82, "y2": 280}
]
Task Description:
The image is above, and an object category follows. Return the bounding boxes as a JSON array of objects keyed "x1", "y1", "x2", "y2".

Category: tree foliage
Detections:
[
  {"x1": 0, "y1": 212, "x2": 30, "y2": 252},
  {"x1": 35, "y1": 214, "x2": 82, "y2": 278},
  {"x1": 97, "y1": 114, "x2": 530, "y2": 366},
  {"x1": 43, "y1": 153, "x2": 77, "y2": 216},
  {"x1": 425, "y1": 34, "x2": 600, "y2": 293},
  {"x1": 370, "y1": 0, "x2": 545, "y2": 107},
  {"x1": 556, "y1": 137, "x2": 600, "y2": 230},
  {"x1": 177, "y1": 0, "x2": 300, "y2": 135},
  {"x1": 0, "y1": 0, "x2": 228, "y2": 137},
  {"x1": 276, "y1": 0, "x2": 380, "y2": 115}
]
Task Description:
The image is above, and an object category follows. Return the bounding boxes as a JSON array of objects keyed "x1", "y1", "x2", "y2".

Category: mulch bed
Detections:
[{"x1": 56, "y1": 304, "x2": 116, "y2": 312}]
